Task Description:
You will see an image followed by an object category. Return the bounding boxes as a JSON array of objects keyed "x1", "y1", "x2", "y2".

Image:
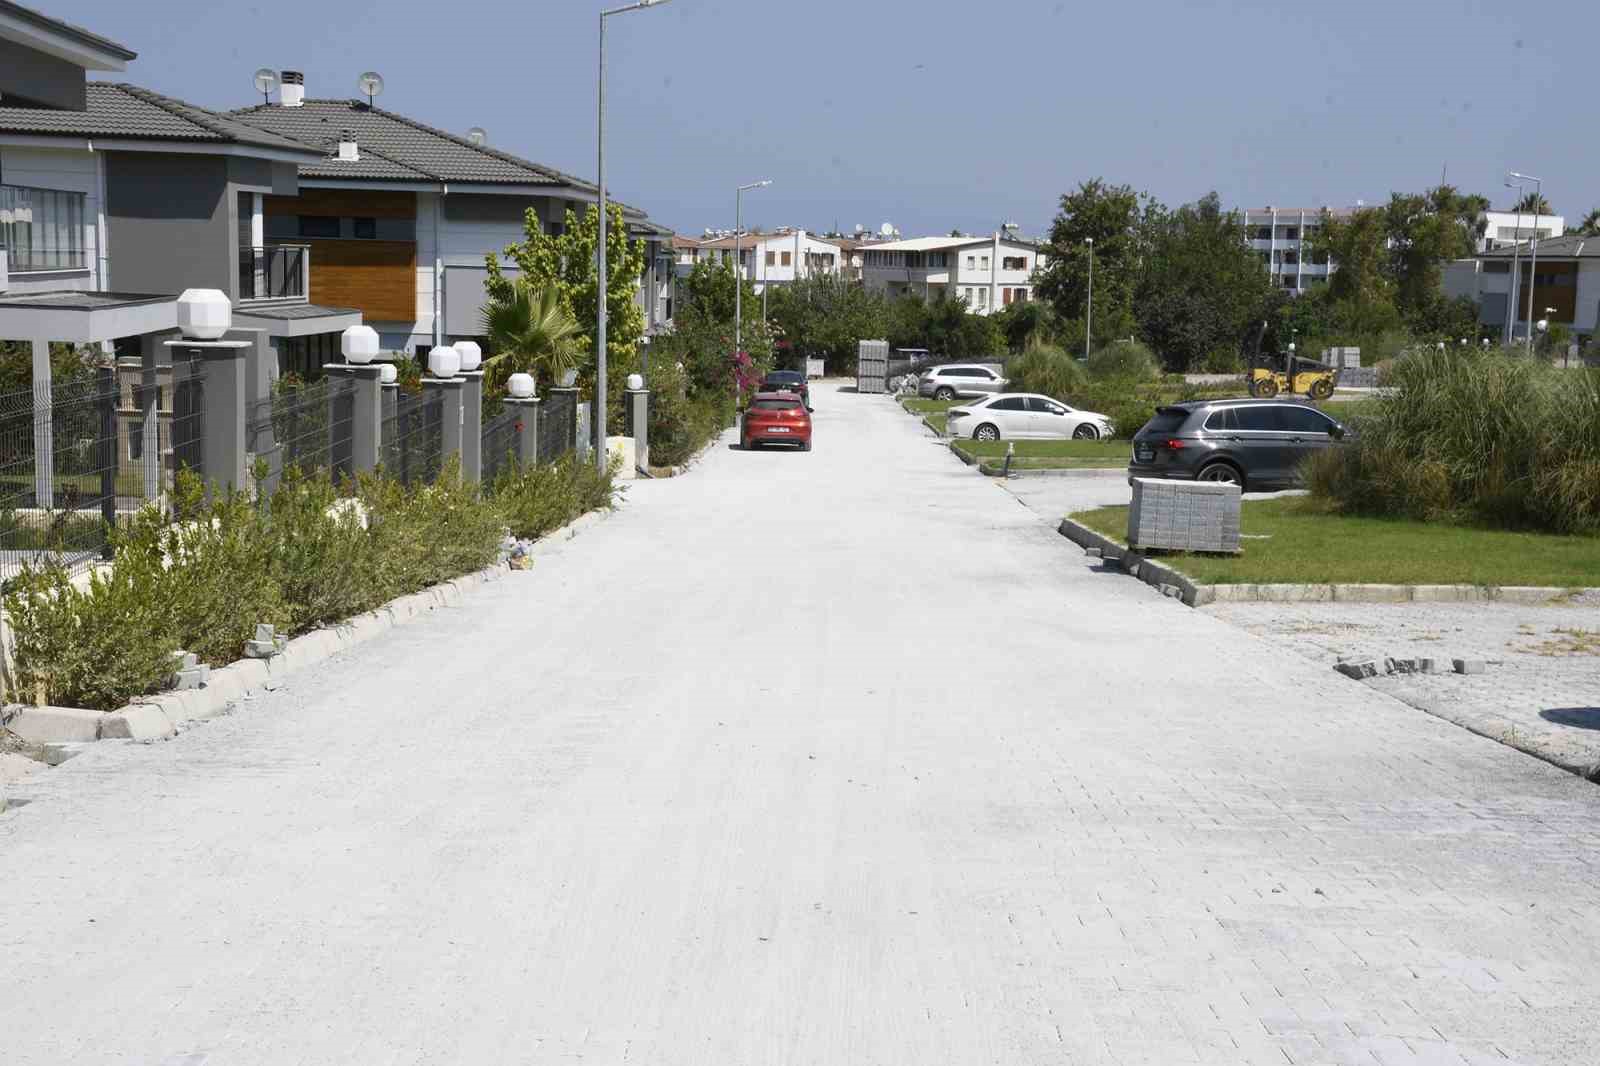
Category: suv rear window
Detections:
[
  {"x1": 1204, "y1": 407, "x2": 1239, "y2": 432},
  {"x1": 1142, "y1": 408, "x2": 1190, "y2": 435},
  {"x1": 752, "y1": 399, "x2": 801, "y2": 410}
]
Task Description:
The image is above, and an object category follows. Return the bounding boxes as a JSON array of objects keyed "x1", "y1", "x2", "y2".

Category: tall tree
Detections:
[
  {"x1": 1573, "y1": 209, "x2": 1600, "y2": 237},
  {"x1": 1382, "y1": 185, "x2": 1489, "y2": 318},
  {"x1": 765, "y1": 273, "x2": 889, "y2": 367},
  {"x1": 1513, "y1": 191, "x2": 1554, "y2": 216},
  {"x1": 1035, "y1": 179, "x2": 1153, "y2": 347},
  {"x1": 479, "y1": 281, "x2": 582, "y2": 392}
]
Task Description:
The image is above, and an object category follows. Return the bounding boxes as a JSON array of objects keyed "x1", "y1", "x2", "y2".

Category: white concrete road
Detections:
[{"x1": 3, "y1": 383, "x2": 1599, "y2": 1066}]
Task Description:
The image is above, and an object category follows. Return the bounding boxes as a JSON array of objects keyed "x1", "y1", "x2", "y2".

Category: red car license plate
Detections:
[{"x1": 768, "y1": 426, "x2": 791, "y2": 433}]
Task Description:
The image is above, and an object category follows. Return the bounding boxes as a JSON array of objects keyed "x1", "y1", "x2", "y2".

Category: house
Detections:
[
  {"x1": 228, "y1": 78, "x2": 674, "y2": 366},
  {"x1": 859, "y1": 232, "x2": 1043, "y2": 314},
  {"x1": 673, "y1": 228, "x2": 843, "y2": 293},
  {"x1": 1476, "y1": 208, "x2": 1563, "y2": 253},
  {"x1": 1445, "y1": 233, "x2": 1600, "y2": 341}
]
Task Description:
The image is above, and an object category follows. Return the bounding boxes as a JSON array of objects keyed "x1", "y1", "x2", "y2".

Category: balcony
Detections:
[
  {"x1": 239, "y1": 244, "x2": 310, "y2": 303},
  {"x1": 0, "y1": 184, "x2": 89, "y2": 273}
]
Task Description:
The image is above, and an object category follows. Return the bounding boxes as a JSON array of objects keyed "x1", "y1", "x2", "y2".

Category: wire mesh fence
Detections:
[
  {"x1": 170, "y1": 349, "x2": 206, "y2": 485},
  {"x1": 0, "y1": 368, "x2": 125, "y2": 581},
  {"x1": 246, "y1": 375, "x2": 357, "y2": 495},
  {"x1": 381, "y1": 388, "x2": 444, "y2": 487},
  {"x1": 540, "y1": 391, "x2": 575, "y2": 462},
  {"x1": 480, "y1": 405, "x2": 521, "y2": 485}
]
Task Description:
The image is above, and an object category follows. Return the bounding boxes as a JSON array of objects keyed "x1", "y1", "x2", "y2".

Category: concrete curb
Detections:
[
  {"x1": 978, "y1": 462, "x2": 1126, "y2": 479},
  {"x1": 1054, "y1": 518, "x2": 1595, "y2": 608}
]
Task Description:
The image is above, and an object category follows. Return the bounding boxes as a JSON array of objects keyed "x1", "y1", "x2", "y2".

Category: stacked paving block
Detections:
[
  {"x1": 856, "y1": 339, "x2": 889, "y2": 394},
  {"x1": 1127, "y1": 478, "x2": 1241, "y2": 553}
]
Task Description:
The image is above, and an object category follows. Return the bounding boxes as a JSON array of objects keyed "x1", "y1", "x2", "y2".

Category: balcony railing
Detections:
[
  {"x1": 239, "y1": 244, "x2": 310, "y2": 302},
  {"x1": 0, "y1": 184, "x2": 88, "y2": 272}
]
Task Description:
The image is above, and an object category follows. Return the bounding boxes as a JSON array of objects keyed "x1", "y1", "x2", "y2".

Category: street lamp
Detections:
[
  {"x1": 1084, "y1": 237, "x2": 1095, "y2": 360},
  {"x1": 596, "y1": 0, "x2": 672, "y2": 470},
  {"x1": 1502, "y1": 179, "x2": 1526, "y2": 347},
  {"x1": 1509, "y1": 170, "x2": 1543, "y2": 357},
  {"x1": 734, "y1": 179, "x2": 772, "y2": 403}
]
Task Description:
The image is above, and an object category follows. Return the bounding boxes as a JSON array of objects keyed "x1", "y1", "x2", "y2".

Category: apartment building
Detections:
[
  {"x1": 673, "y1": 228, "x2": 842, "y2": 293},
  {"x1": 858, "y1": 232, "x2": 1042, "y2": 314},
  {"x1": 1240, "y1": 207, "x2": 1350, "y2": 294},
  {"x1": 1477, "y1": 209, "x2": 1564, "y2": 253}
]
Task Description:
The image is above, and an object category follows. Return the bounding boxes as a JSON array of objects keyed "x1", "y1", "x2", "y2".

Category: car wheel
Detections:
[
  {"x1": 1072, "y1": 422, "x2": 1099, "y2": 440},
  {"x1": 1309, "y1": 379, "x2": 1334, "y2": 401},
  {"x1": 974, "y1": 423, "x2": 1000, "y2": 442},
  {"x1": 1250, "y1": 378, "x2": 1279, "y2": 399},
  {"x1": 1197, "y1": 461, "x2": 1244, "y2": 490},
  {"x1": 935, "y1": 386, "x2": 955, "y2": 401}
]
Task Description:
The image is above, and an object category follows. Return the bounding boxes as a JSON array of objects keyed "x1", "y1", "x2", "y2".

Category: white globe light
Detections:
[
  {"x1": 626, "y1": 373, "x2": 644, "y2": 390},
  {"x1": 176, "y1": 288, "x2": 232, "y2": 340},
  {"x1": 1536, "y1": 319, "x2": 1549, "y2": 333},
  {"x1": 379, "y1": 363, "x2": 398, "y2": 385},
  {"x1": 455, "y1": 339, "x2": 482, "y2": 372},
  {"x1": 429, "y1": 344, "x2": 461, "y2": 379},
  {"x1": 507, "y1": 372, "x2": 536, "y2": 399},
  {"x1": 341, "y1": 324, "x2": 380, "y2": 364}
]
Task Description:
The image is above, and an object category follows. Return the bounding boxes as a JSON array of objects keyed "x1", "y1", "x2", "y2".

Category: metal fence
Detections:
[
  {"x1": 170, "y1": 350, "x2": 206, "y2": 482},
  {"x1": 480, "y1": 404, "x2": 521, "y2": 485},
  {"x1": 247, "y1": 376, "x2": 356, "y2": 494},
  {"x1": 0, "y1": 368, "x2": 124, "y2": 580},
  {"x1": 539, "y1": 390, "x2": 575, "y2": 462},
  {"x1": 381, "y1": 388, "x2": 443, "y2": 486}
]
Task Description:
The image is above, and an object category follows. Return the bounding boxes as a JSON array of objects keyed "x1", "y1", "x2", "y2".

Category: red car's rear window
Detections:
[{"x1": 752, "y1": 399, "x2": 802, "y2": 411}]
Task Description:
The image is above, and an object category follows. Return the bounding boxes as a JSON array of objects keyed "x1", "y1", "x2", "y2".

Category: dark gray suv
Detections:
[{"x1": 1127, "y1": 398, "x2": 1348, "y2": 491}]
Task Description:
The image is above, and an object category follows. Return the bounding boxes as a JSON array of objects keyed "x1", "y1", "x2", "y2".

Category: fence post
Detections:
[
  {"x1": 426, "y1": 376, "x2": 465, "y2": 475},
  {"x1": 548, "y1": 385, "x2": 579, "y2": 459},
  {"x1": 460, "y1": 370, "x2": 484, "y2": 483},
  {"x1": 30, "y1": 339, "x2": 52, "y2": 508},
  {"x1": 166, "y1": 338, "x2": 250, "y2": 497},
  {"x1": 575, "y1": 401, "x2": 591, "y2": 462},
  {"x1": 502, "y1": 396, "x2": 541, "y2": 466},
  {"x1": 627, "y1": 386, "x2": 649, "y2": 472},
  {"x1": 139, "y1": 334, "x2": 163, "y2": 503},
  {"x1": 326, "y1": 364, "x2": 383, "y2": 476},
  {"x1": 98, "y1": 363, "x2": 116, "y2": 558}
]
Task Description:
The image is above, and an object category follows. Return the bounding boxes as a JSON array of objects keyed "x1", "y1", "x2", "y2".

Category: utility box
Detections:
[
  {"x1": 805, "y1": 357, "x2": 825, "y2": 378},
  {"x1": 1127, "y1": 478, "x2": 1241, "y2": 553},
  {"x1": 856, "y1": 339, "x2": 889, "y2": 394}
]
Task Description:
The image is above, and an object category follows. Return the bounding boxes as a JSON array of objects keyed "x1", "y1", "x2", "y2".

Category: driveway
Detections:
[{"x1": 2, "y1": 383, "x2": 1598, "y2": 1065}]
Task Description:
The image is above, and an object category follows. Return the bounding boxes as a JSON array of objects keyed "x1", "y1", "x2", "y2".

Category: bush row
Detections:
[
  {"x1": 1305, "y1": 348, "x2": 1600, "y2": 534},
  {"x1": 1002, "y1": 342, "x2": 1240, "y2": 437},
  {"x1": 6, "y1": 457, "x2": 617, "y2": 711}
]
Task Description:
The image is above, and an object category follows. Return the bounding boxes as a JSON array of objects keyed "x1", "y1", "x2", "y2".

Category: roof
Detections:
[
  {"x1": 1480, "y1": 233, "x2": 1597, "y2": 260},
  {"x1": 1242, "y1": 206, "x2": 1362, "y2": 218},
  {"x1": 234, "y1": 302, "x2": 361, "y2": 320},
  {"x1": 0, "y1": 0, "x2": 136, "y2": 62},
  {"x1": 864, "y1": 234, "x2": 1034, "y2": 253},
  {"x1": 0, "y1": 82, "x2": 322, "y2": 155},
  {"x1": 228, "y1": 99, "x2": 594, "y2": 189}
]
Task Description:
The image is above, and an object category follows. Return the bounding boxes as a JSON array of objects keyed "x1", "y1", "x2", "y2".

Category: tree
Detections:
[
  {"x1": 484, "y1": 201, "x2": 647, "y2": 376},
  {"x1": 479, "y1": 281, "x2": 581, "y2": 394},
  {"x1": 655, "y1": 261, "x2": 774, "y2": 400},
  {"x1": 1573, "y1": 209, "x2": 1600, "y2": 237},
  {"x1": 883, "y1": 294, "x2": 1002, "y2": 357},
  {"x1": 1382, "y1": 185, "x2": 1488, "y2": 317},
  {"x1": 991, "y1": 299, "x2": 1060, "y2": 353},
  {"x1": 1133, "y1": 192, "x2": 1275, "y2": 370},
  {"x1": 1034, "y1": 179, "x2": 1154, "y2": 348},
  {"x1": 1513, "y1": 191, "x2": 1553, "y2": 216},
  {"x1": 765, "y1": 274, "x2": 889, "y2": 368}
]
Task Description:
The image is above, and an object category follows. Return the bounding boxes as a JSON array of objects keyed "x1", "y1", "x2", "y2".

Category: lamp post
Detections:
[
  {"x1": 1509, "y1": 171, "x2": 1543, "y2": 357},
  {"x1": 1503, "y1": 178, "x2": 1526, "y2": 347},
  {"x1": 1084, "y1": 237, "x2": 1095, "y2": 360},
  {"x1": 734, "y1": 179, "x2": 772, "y2": 403},
  {"x1": 597, "y1": 0, "x2": 672, "y2": 470}
]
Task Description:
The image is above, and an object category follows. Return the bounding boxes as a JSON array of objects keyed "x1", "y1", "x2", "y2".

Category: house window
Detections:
[
  {"x1": 298, "y1": 215, "x2": 341, "y2": 239},
  {"x1": 352, "y1": 217, "x2": 377, "y2": 239},
  {"x1": 1002, "y1": 256, "x2": 1026, "y2": 270},
  {"x1": 765, "y1": 250, "x2": 776, "y2": 266},
  {"x1": 0, "y1": 184, "x2": 87, "y2": 271},
  {"x1": 978, "y1": 288, "x2": 988, "y2": 307},
  {"x1": 781, "y1": 251, "x2": 792, "y2": 266},
  {"x1": 966, "y1": 255, "x2": 975, "y2": 269},
  {"x1": 980, "y1": 256, "x2": 990, "y2": 269},
  {"x1": 1255, "y1": 226, "x2": 1271, "y2": 240},
  {"x1": 1285, "y1": 227, "x2": 1299, "y2": 240}
]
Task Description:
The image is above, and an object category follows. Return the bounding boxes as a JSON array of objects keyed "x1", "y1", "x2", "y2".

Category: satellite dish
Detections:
[
  {"x1": 466, "y1": 126, "x2": 487, "y2": 146},
  {"x1": 253, "y1": 67, "x2": 278, "y2": 104},
  {"x1": 358, "y1": 71, "x2": 385, "y2": 106},
  {"x1": 879, "y1": 221, "x2": 895, "y2": 236}
]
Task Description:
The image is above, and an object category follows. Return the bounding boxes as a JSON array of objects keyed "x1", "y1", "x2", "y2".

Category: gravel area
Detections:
[{"x1": 1205, "y1": 597, "x2": 1600, "y2": 778}]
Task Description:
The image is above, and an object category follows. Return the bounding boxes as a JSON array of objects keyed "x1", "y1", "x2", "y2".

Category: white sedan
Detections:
[{"x1": 945, "y1": 393, "x2": 1114, "y2": 441}]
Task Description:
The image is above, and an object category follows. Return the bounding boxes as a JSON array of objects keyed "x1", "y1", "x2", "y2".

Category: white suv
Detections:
[{"x1": 917, "y1": 364, "x2": 1008, "y2": 400}]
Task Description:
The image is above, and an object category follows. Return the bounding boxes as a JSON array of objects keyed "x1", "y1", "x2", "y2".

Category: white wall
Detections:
[
  {"x1": 1575, "y1": 263, "x2": 1600, "y2": 334},
  {"x1": 0, "y1": 145, "x2": 103, "y2": 292}
]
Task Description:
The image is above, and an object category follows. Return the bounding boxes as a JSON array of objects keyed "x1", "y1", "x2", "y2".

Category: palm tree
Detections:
[
  {"x1": 480, "y1": 280, "x2": 581, "y2": 390},
  {"x1": 1513, "y1": 191, "x2": 1554, "y2": 216},
  {"x1": 1575, "y1": 209, "x2": 1600, "y2": 237}
]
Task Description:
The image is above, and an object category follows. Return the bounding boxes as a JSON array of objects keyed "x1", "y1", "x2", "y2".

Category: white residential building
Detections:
[
  {"x1": 1476, "y1": 209, "x2": 1564, "y2": 253},
  {"x1": 1241, "y1": 207, "x2": 1355, "y2": 295},
  {"x1": 859, "y1": 232, "x2": 1043, "y2": 314},
  {"x1": 673, "y1": 228, "x2": 843, "y2": 292}
]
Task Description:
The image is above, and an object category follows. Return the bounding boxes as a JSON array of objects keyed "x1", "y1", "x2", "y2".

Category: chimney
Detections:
[
  {"x1": 279, "y1": 70, "x2": 304, "y2": 107},
  {"x1": 337, "y1": 130, "x2": 359, "y2": 162}
]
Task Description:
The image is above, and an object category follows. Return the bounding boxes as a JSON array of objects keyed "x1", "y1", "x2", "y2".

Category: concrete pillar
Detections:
[
  {"x1": 167, "y1": 338, "x2": 251, "y2": 497},
  {"x1": 575, "y1": 401, "x2": 591, "y2": 462},
  {"x1": 460, "y1": 370, "x2": 484, "y2": 483},
  {"x1": 97, "y1": 363, "x2": 116, "y2": 558},
  {"x1": 626, "y1": 388, "x2": 649, "y2": 471},
  {"x1": 30, "y1": 339, "x2": 53, "y2": 508},
  {"x1": 503, "y1": 396, "x2": 541, "y2": 466},
  {"x1": 425, "y1": 377, "x2": 465, "y2": 474},
  {"x1": 325, "y1": 364, "x2": 383, "y2": 476},
  {"x1": 548, "y1": 385, "x2": 579, "y2": 457}
]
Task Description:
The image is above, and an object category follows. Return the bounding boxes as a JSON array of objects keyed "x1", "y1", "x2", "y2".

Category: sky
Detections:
[{"x1": 54, "y1": 0, "x2": 1597, "y2": 239}]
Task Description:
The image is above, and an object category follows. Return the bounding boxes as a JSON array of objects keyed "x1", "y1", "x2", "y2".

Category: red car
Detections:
[{"x1": 741, "y1": 392, "x2": 812, "y2": 450}]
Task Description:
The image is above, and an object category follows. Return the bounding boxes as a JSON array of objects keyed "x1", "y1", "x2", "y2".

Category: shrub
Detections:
[
  {"x1": 1305, "y1": 347, "x2": 1600, "y2": 533},
  {"x1": 1087, "y1": 339, "x2": 1158, "y2": 382},
  {"x1": 492, "y1": 454, "x2": 619, "y2": 541},
  {"x1": 1004, "y1": 344, "x2": 1085, "y2": 401},
  {"x1": 1200, "y1": 346, "x2": 1243, "y2": 374}
]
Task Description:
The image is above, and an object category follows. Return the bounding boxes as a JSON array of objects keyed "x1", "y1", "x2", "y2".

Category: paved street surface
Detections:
[{"x1": 3, "y1": 383, "x2": 1599, "y2": 1065}]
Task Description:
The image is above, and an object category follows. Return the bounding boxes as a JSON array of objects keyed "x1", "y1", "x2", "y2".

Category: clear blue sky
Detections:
[{"x1": 56, "y1": 0, "x2": 1595, "y2": 237}]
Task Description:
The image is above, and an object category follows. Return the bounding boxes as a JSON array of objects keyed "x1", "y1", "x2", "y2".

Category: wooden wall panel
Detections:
[
  {"x1": 264, "y1": 188, "x2": 415, "y2": 219},
  {"x1": 306, "y1": 239, "x2": 416, "y2": 321}
]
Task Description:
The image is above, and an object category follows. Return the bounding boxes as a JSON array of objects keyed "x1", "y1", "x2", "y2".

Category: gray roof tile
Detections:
[
  {"x1": 0, "y1": 0, "x2": 136, "y2": 61},
  {"x1": 0, "y1": 83, "x2": 321, "y2": 155}
]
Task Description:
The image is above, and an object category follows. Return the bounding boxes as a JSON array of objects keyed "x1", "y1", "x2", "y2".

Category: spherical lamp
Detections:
[
  {"x1": 626, "y1": 373, "x2": 644, "y2": 390},
  {"x1": 428, "y1": 344, "x2": 461, "y2": 379},
  {"x1": 176, "y1": 288, "x2": 232, "y2": 340},
  {"x1": 341, "y1": 324, "x2": 380, "y2": 364},
  {"x1": 507, "y1": 372, "x2": 536, "y2": 399},
  {"x1": 455, "y1": 339, "x2": 482, "y2": 373},
  {"x1": 379, "y1": 363, "x2": 398, "y2": 385}
]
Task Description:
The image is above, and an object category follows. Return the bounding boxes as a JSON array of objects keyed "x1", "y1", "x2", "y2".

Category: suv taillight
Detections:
[{"x1": 1163, "y1": 439, "x2": 1187, "y2": 450}]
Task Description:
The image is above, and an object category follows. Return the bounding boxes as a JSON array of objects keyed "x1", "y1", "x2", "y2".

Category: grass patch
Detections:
[
  {"x1": 901, "y1": 397, "x2": 958, "y2": 416},
  {"x1": 953, "y1": 438, "x2": 1127, "y2": 469},
  {"x1": 924, "y1": 414, "x2": 947, "y2": 435},
  {"x1": 1070, "y1": 496, "x2": 1600, "y2": 586}
]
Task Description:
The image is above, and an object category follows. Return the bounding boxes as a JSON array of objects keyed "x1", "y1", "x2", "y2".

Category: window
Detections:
[
  {"x1": 1003, "y1": 288, "x2": 1013, "y2": 305},
  {"x1": 928, "y1": 252, "x2": 947, "y2": 268},
  {"x1": 352, "y1": 217, "x2": 377, "y2": 239},
  {"x1": 1235, "y1": 406, "x2": 1284, "y2": 431},
  {"x1": 1254, "y1": 226, "x2": 1271, "y2": 240},
  {"x1": 0, "y1": 184, "x2": 87, "y2": 271},
  {"x1": 1279, "y1": 406, "x2": 1336, "y2": 434},
  {"x1": 298, "y1": 215, "x2": 340, "y2": 239},
  {"x1": 1002, "y1": 256, "x2": 1027, "y2": 270},
  {"x1": 990, "y1": 397, "x2": 1029, "y2": 411},
  {"x1": 1203, "y1": 407, "x2": 1239, "y2": 432},
  {"x1": 765, "y1": 250, "x2": 776, "y2": 267},
  {"x1": 1029, "y1": 398, "x2": 1067, "y2": 415},
  {"x1": 1282, "y1": 275, "x2": 1298, "y2": 289},
  {"x1": 781, "y1": 251, "x2": 792, "y2": 266},
  {"x1": 978, "y1": 288, "x2": 988, "y2": 307},
  {"x1": 980, "y1": 256, "x2": 990, "y2": 269},
  {"x1": 1285, "y1": 227, "x2": 1299, "y2": 240},
  {"x1": 966, "y1": 255, "x2": 975, "y2": 269}
]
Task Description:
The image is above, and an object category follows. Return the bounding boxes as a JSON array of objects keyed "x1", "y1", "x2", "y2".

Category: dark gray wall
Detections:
[
  {"x1": 443, "y1": 193, "x2": 537, "y2": 224},
  {"x1": 106, "y1": 153, "x2": 234, "y2": 298},
  {"x1": 0, "y1": 38, "x2": 85, "y2": 111}
]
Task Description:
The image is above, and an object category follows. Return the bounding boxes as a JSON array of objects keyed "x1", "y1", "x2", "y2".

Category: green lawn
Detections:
[
  {"x1": 953, "y1": 438, "x2": 1128, "y2": 469},
  {"x1": 924, "y1": 414, "x2": 948, "y2": 435},
  {"x1": 1071, "y1": 497, "x2": 1600, "y2": 586},
  {"x1": 901, "y1": 397, "x2": 959, "y2": 416}
]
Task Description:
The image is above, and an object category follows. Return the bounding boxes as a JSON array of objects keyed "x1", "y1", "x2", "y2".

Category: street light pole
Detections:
[
  {"x1": 1510, "y1": 171, "x2": 1543, "y2": 357},
  {"x1": 1084, "y1": 237, "x2": 1094, "y2": 360},
  {"x1": 1503, "y1": 179, "x2": 1525, "y2": 348},
  {"x1": 596, "y1": 0, "x2": 671, "y2": 470},
  {"x1": 734, "y1": 179, "x2": 771, "y2": 406}
]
